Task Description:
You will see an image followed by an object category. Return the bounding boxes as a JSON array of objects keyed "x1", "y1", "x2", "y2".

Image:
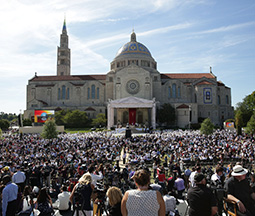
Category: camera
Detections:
[{"x1": 94, "y1": 182, "x2": 106, "y2": 201}]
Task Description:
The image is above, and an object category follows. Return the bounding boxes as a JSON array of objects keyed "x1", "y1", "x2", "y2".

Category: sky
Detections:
[{"x1": 0, "y1": 0, "x2": 254, "y2": 115}]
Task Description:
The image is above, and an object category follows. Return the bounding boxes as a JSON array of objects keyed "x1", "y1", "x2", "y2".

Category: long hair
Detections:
[
  {"x1": 78, "y1": 173, "x2": 92, "y2": 185},
  {"x1": 106, "y1": 186, "x2": 123, "y2": 206},
  {"x1": 37, "y1": 187, "x2": 50, "y2": 203}
]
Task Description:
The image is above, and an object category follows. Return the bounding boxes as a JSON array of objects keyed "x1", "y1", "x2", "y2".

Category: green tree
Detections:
[
  {"x1": 41, "y1": 119, "x2": 58, "y2": 139},
  {"x1": 55, "y1": 109, "x2": 69, "y2": 125},
  {"x1": 200, "y1": 118, "x2": 214, "y2": 135},
  {"x1": 157, "y1": 103, "x2": 176, "y2": 126},
  {"x1": 0, "y1": 119, "x2": 10, "y2": 130},
  {"x1": 92, "y1": 114, "x2": 107, "y2": 127},
  {"x1": 246, "y1": 111, "x2": 255, "y2": 135},
  {"x1": 235, "y1": 109, "x2": 243, "y2": 135},
  {"x1": 64, "y1": 110, "x2": 89, "y2": 128},
  {"x1": 235, "y1": 91, "x2": 255, "y2": 127},
  {"x1": 0, "y1": 128, "x2": 2, "y2": 139},
  {"x1": 23, "y1": 118, "x2": 32, "y2": 126}
]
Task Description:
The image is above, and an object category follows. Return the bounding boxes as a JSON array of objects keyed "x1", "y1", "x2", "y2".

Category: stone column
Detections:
[{"x1": 151, "y1": 99, "x2": 156, "y2": 129}]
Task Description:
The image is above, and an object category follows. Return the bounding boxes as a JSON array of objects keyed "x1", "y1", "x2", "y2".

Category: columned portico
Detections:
[{"x1": 107, "y1": 97, "x2": 156, "y2": 130}]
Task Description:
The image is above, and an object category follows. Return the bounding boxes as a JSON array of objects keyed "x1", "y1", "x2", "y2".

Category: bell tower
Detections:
[{"x1": 57, "y1": 19, "x2": 71, "y2": 76}]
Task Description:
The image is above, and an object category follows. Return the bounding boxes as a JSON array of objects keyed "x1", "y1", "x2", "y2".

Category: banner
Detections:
[{"x1": 34, "y1": 110, "x2": 55, "y2": 123}]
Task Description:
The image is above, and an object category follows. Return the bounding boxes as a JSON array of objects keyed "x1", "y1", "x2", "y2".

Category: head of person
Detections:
[
  {"x1": 194, "y1": 173, "x2": 206, "y2": 185},
  {"x1": 78, "y1": 173, "x2": 92, "y2": 185},
  {"x1": 133, "y1": 169, "x2": 151, "y2": 187},
  {"x1": 61, "y1": 185, "x2": 67, "y2": 192},
  {"x1": 2, "y1": 175, "x2": 11, "y2": 185},
  {"x1": 196, "y1": 166, "x2": 201, "y2": 173},
  {"x1": 37, "y1": 187, "x2": 50, "y2": 203},
  {"x1": 106, "y1": 186, "x2": 123, "y2": 206},
  {"x1": 231, "y1": 165, "x2": 248, "y2": 181},
  {"x1": 215, "y1": 165, "x2": 224, "y2": 176},
  {"x1": 23, "y1": 185, "x2": 32, "y2": 196},
  {"x1": 88, "y1": 165, "x2": 95, "y2": 174}
]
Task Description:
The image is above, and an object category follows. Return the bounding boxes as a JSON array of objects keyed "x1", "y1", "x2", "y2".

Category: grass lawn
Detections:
[{"x1": 64, "y1": 128, "x2": 91, "y2": 133}]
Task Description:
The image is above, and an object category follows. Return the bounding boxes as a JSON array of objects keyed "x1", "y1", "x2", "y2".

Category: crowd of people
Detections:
[{"x1": 0, "y1": 128, "x2": 254, "y2": 216}]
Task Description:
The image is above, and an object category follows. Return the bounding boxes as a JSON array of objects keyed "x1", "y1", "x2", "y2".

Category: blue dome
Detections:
[
  {"x1": 115, "y1": 32, "x2": 152, "y2": 58},
  {"x1": 116, "y1": 41, "x2": 151, "y2": 57}
]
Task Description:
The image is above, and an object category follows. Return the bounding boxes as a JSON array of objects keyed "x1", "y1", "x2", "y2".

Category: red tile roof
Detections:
[
  {"x1": 85, "y1": 107, "x2": 96, "y2": 111},
  {"x1": 161, "y1": 73, "x2": 215, "y2": 79},
  {"x1": 30, "y1": 75, "x2": 106, "y2": 82},
  {"x1": 195, "y1": 81, "x2": 214, "y2": 86},
  {"x1": 177, "y1": 104, "x2": 189, "y2": 109}
]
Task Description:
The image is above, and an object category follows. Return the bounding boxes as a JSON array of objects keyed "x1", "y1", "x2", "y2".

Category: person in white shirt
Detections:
[
  {"x1": 57, "y1": 186, "x2": 71, "y2": 212},
  {"x1": 211, "y1": 165, "x2": 224, "y2": 187},
  {"x1": 80, "y1": 165, "x2": 103, "y2": 186},
  {"x1": 163, "y1": 192, "x2": 176, "y2": 215},
  {"x1": 189, "y1": 166, "x2": 201, "y2": 188},
  {"x1": 12, "y1": 165, "x2": 26, "y2": 191}
]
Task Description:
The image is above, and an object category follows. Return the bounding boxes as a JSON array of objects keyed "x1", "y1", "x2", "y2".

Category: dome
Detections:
[{"x1": 115, "y1": 32, "x2": 152, "y2": 58}]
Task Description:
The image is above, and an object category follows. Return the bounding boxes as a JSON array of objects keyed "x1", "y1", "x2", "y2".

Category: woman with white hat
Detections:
[{"x1": 224, "y1": 165, "x2": 255, "y2": 216}]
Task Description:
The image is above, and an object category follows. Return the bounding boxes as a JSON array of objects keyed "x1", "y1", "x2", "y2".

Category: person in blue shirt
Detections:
[{"x1": 2, "y1": 175, "x2": 18, "y2": 216}]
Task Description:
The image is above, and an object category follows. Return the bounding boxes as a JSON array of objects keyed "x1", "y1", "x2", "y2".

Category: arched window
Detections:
[
  {"x1": 91, "y1": 85, "x2": 95, "y2": 99},
  {"x1": 61, "y1": 86, "x2": 66, "y2": 100},
  {"x1": 97, "y1": 87, "x2": 99, "y2": 99},
  {"x1": 172, "y1": 84, "x2": 176, "y2": 98},
  {"x1": 87, "y1": 88, "x2": 90, "y2": 99},
  {"x1": 168, "y1": 86, "x2": 171, "y2": 98},
  {"x1": 226, "y1": 95, "x2": 229, "y2": 104},
  {"x1": 67, "y1": 88, "x2": 70, "y2": 99},
  {"x1": 58, "y1": 88, "x2": 60, "y2": 100},
  {"x1": 178, "y1": 86, "x2": 181, "y2": 98},
  {"x1": 218, "y1": 95, "x2": 221, "y2": 105}
]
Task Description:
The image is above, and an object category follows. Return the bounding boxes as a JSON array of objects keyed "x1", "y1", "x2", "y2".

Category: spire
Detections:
[
  {"x1": 62, "y1": 18, "x2": 67, "y2": 33},
  {"x1": 131, "y1": 30, "x2": 136, "y2": 42}
]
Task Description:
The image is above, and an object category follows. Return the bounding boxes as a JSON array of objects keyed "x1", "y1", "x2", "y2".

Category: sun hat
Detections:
[{"x1": 231, "y1": 165, "x2": 248, "y2": 176}]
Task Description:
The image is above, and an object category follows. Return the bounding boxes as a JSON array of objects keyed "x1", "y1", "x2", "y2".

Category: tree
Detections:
[
  {"x1": 235, "y1": 91, "x2": 255, "y2": 127},
  {"x1": 41, "y1": 119, "x2": 58, "y2": 139},
  {"x1": 246, "y1": 111, "x2": 255, "y2": 135},
  {"x1": 0, "y1": 128, "x2": 2, "y2": 139},
  {"x1": 92, "y1": 114, "x2": 107, "y2": 127},
  {"x1": 0, "y1": 119, "x2": 10, "y2": 130},
  {"x1": 200, "y1": 118, "x2": 214, "y2": 135},
  {"x1": 157, "y1": 103, "x2": 176, "y2": 126},
  {"x1": 235, "y1": 110, "x2": 243, "y2": 135},
  {"x1": 64, "y1": 110, "x2": 89, "y2": 128},
  {"x1": 23, "y1": 118, "x2": 32, "y2": 126},
  {"x1": 55, "y1": 109, "x2": 69, "y2": 126}
]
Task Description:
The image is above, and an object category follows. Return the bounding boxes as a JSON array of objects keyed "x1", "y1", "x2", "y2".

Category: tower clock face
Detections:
[{"x1": 126, "y1": 79, "x2": 140, "y2": 94}]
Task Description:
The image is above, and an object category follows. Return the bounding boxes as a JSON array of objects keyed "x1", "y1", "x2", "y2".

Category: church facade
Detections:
[{"x1": 24, "y1": 21, "x2": 234, "y2": 129}]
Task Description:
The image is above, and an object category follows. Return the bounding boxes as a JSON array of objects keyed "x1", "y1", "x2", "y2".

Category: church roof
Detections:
[
  {"x1": 161, "y1": 73, "x2": 215, "y2": 79},
  {"x1": 85, "y1": 107, "x2": 96, "y2": 111},
  {"x1": 29, "y1": 75, "x2": 106, "y2": 82},
  {"x1": 177, "y1": 104, "x2": 189, "y2": 109},
  {"x1": 115, "y1": 32, "x2": 152, "y2": 58},
  {"x1": 195, "y1": 81, "x2": 214, "y2": 85}
]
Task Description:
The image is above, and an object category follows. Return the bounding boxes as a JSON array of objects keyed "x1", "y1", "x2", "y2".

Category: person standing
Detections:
[
  {"x1": 12, "y1": 165, "x2": 26, "y2": 192},
  {"x1": 2, "y1": 175, "x2": 18, "y2": 216},
  {"x1": 174, "y1": 174, "x2": 185, "y2": 199},
  {"x1": 224, "y1": 165, "x2": 255, "y2": 216},
  {"x1": 187, "y1": 173, "x2": 218, "y2": 216},
  {"x1": 121, "y1": 169, "x2": 165, "y2": 216}
]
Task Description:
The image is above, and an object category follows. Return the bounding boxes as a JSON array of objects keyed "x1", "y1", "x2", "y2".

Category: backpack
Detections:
[{"x1": 73, "y1": 183, "x2": 86, "y2": 205}]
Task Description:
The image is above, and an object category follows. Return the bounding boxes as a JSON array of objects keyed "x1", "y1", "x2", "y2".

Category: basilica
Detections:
[{"x1": 24, "y1": 20, "x2": 234, "y2": 129}]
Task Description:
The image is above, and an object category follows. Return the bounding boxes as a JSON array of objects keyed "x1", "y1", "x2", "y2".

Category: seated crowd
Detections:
[{"x1": 0, "y1": 129, "x2": 254, "y2": 216}]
